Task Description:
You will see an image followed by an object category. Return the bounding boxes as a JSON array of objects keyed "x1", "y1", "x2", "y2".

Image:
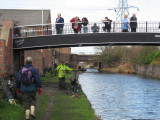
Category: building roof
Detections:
[{"x1": 0, "y1": 9, "x2": 51, "y2": 26}]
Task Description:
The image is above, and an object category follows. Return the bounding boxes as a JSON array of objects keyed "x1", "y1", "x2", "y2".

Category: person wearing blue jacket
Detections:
[
  {"x1": 56, "y1": 13, "x2": 64, "y2": 34},
  {"x1": 16, "y1": 56, "x2": 42, "y2": 120},
  {"x1": 122, "y1": 14, "x2": 129, "y2": 32}
]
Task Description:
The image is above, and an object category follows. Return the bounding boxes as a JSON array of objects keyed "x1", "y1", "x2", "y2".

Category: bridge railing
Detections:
[{"x1": 14, "y1": 21, "x2": 160, "y2": 38}]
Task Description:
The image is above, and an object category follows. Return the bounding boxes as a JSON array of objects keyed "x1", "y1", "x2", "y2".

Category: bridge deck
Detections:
[{"x1": 13, "y1": 32, "x2": 160, "y2": 50}]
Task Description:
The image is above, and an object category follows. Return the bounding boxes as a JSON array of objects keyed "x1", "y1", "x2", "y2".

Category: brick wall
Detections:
[
  {"x1": 24, "y1": 50, "x2": 44, "y2": 74},
  {"x1": 0, "y1": 40, "x2": 7, "y2": 74},
  {"x1": 55, "y1": 47, "x2": 71, "y2": 63},
  {"x1": 0, "y1": 20, "x2": 13, "y2": 75},
  {"x1": 43, "y1": 48, "x2": 55, "y2": 68}
]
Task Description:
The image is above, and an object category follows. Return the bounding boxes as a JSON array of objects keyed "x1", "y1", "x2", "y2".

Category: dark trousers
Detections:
[
  {"x1": 107, "y1": 29, "x2": 111, "y2": 32},
  {"x1": 103, "y1": 27, "x2": 111, "y2": 32},
  {"x1": 74, "y1": 29, "x2": 78, "y2": 33},
  {"x1": 56, "y1": 29, "x2": 63, "y2": 34},
  {"x1": 59, "y1": 77, "x2": 65, "y2": 89},
  {"x1": 71, "y1": 81, "x2": 78, "y2": 93},
  {"x1": 131, "y1": 28, "x2": 136, "y2": 32},
  {"x1": 122, "y1": 29, "x2": 128, "y2": 32},
  {"x1": 54, "y1": 70, "x2": 57, "y2": 76},
  {"x1": 22, "y1": 93, "x2": 36, "y2": 110}
]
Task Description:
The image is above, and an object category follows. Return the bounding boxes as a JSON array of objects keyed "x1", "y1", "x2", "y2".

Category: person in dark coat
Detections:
[
  {"x1": 130, "y1": 13, "x2": 137, "y2": 32},
  {"x1": 54, "y1": 62, "x2": 58, "y2": 76},
  {"x1": 69, "y1": 70, "x2": 79, "y2": 93},
  {"x1": 82, "y1": 17, "x2": 88, "y2": 33},
  {"x1": 16, "y1": 57, "x2": 42, "y2": 120},
  {"x1": 56, "y1": 13, "x2": 64, "y2": 34},
  {"x1": 91, "y1": 23, "x2": 100, "y2": 33},
  {"x1": 102, "y1": 17, "x2": 112, "y2": 32},
  {"x1": 13, "y1": 21, "x2": 20, "y2": 38}
]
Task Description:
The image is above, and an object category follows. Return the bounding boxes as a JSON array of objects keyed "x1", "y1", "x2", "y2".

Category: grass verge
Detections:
[
  {"x1": 41, "y1": 72, "x2": 98, "y2": 120},
  {"x1": 0, "y1": 99, "x2": 25, "y2": 120},
  {"x1": 36, "y1": 94, "x2": 50, "y2": 120},
  {"x1": 51, "y1": 91, "x2": 96, "y2": 120}
]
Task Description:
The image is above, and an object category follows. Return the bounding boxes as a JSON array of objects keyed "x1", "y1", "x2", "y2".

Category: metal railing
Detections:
[{"x1": 14, "y1": 21, "x2": 160, "y2": 38}]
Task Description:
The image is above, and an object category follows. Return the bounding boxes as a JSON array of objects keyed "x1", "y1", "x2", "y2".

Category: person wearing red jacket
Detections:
[{"x1": 70, "y1": 16, "x2": 81, "y2": 33}]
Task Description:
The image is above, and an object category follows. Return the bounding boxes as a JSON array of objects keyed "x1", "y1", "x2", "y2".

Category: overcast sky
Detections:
[{"x1": 0, "y1": 0, "x2": 160, "y2": 53}]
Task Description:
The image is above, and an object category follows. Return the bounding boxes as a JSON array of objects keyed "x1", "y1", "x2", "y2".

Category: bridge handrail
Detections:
[
  {"x1": 13, "y1": 21, "x2": 160, "y2": 38},
  {"x1": 14, "y1": 21, "x2": 160, "y2": 27}
]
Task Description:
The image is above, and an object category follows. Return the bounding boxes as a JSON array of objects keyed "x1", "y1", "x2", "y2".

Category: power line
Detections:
[{"x1": 108, "y1": 0, "x2": 139, "y2": 21}]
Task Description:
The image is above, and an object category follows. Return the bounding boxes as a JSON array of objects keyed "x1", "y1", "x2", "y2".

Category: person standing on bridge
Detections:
[
  {"x1": 91, "y1": 23, "x2": 100, "y2": 33},
  {"x1": 70, "y1": 16, "x2": 81, "y2": 33},
  {"x1": 122, "y1": 14, "x2": 129, "y2": 32},
  {"x1": 56, "y1": 60, "x2": 72, "y2": 89},
  {"x1": 82, "y1": 17, "x2": 89, "y2": 33},
  {"x1": 130, "y1": 13, "x2": 137, "y2": 32},
  {"x1": 55, "y1": 13, "x2": 64, "y2": 34},
  {"x1": 102, "y1": 17, "x2": 112, "y2": 32},
  {"x1": 13, "y1": 21, "x2": 20, "y2": 38},
  {"x1": 16, "y1": 57, "x2": 42, "y2": 120}
]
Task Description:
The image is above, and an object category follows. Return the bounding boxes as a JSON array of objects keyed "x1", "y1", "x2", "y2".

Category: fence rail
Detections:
[{"x1": 14, "y1": 21, "x2": 160, "y2": 38}]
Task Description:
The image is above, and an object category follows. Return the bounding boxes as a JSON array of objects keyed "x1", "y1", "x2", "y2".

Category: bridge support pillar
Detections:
[{"x1": 0, "y1": 20, "x2": 14, "y2": 76}]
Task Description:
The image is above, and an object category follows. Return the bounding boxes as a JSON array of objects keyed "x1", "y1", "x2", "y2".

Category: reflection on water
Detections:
[{"x1": 79, "y1": 69, "x2": 160, "y2": 120}]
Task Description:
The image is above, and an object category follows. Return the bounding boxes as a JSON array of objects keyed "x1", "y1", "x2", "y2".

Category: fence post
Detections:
[
  {"x1": 47, "y1": 25, "x2": 48, "y2": 35},
  {"x1": 146, "y1": 21, "x2": 148, "y2": 32},
  {"x1": 113, "y1": 22, "x2": 115, "y2": 32}
]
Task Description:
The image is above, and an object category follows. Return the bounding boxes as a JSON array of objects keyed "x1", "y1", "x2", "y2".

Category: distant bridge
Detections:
[
  {"x1": 13, "y1": 21, "x2": 160, "y2": 50},
  {"x1": 71, "y1": 54, "x2": 99, "y2": 62}
]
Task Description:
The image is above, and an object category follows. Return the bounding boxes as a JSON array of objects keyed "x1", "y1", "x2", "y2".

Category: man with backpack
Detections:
[
  {"x1": 56, "y1": 60, "x2": 72, "y2": 90},
  {"x1": 16, "y1": 56, "x2": 42, "y2": 120}
]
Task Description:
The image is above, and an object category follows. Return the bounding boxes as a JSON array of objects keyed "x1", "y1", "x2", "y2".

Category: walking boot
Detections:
[
  {"x1": 25, "y1": 109, "x2": 30, "y2": 120},
  {"x1": 30, "y1": 106, "x2": 36, "y2": 119}
]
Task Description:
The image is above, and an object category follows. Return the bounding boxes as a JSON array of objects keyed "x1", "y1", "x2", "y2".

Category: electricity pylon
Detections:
[{"x1": 109, "y1": 0, "x2": 139, "y2": 21}]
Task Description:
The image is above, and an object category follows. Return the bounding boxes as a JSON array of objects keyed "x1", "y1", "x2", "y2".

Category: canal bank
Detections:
[
  {"x1": 99, "y1": 62, "x2": 160, "y2": 79},
  {"x1": 0, "y1": 72, "x2": 101, "y2": 120},
  {"x1": 36, "y1": 72, "x2": 101, "y2": 120}
]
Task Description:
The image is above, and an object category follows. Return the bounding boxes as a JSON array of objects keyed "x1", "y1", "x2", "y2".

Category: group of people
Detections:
[
  {"x1": 55, "y1": 13, "x2": 138, "y2": 34},
  {"x1": 122, "y1": 13, "x2": 137, "y2": 32},
  {"x1": 56, "y1": 14, "x2": 90, "y2": 34},
  {"x1": 55, "y1": 13, "x2": 102, "y2": 34},
  {"x1": 16, "y1": 57, "x2": 78, "y2": 120},
  {"x1": 13, "y1": 13, "x2": 138, "y2": 39}
]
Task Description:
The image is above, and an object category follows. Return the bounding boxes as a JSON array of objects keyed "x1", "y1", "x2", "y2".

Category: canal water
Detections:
[{"x1": 78, "y1": 69, "x2": 160, "y2": 120}]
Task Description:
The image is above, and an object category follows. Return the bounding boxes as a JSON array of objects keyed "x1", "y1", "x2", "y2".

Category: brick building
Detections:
[{"x1": 0, "y1": 9, "x2": 71, "y2": 75}]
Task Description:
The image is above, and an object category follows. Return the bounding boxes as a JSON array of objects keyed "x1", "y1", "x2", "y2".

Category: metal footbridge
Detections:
[{"x1": 13, "y1": 21, "x2": 160, "y2": 50}]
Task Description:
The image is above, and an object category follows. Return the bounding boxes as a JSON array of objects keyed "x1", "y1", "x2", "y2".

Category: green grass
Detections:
[
  {"x1": 42, "y1": 72, "x2": 97, "y2": 120},
  {"x1": 51, "y1": 91, "x2": 96, "y2": 120},
  {"x1": 40, "y1": 71, "x2": 98, "y2": 120},
  {"x1": 0, "y1": 71, "x2": 98, "y2": 120},
  {"x1": 0, "y1": 99, "x2": 25, "y2": 120},
  {"x1": 36, "y1": 94, "x2": 50, "y2": 120},
  {"x1": 41, "y1": 71, "x2": 74, "y2": 85}
]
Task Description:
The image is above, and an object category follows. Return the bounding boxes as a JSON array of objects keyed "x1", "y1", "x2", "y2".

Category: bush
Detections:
[{"x1": 145, "y1": 51, "x2": 160, "y2": 64}]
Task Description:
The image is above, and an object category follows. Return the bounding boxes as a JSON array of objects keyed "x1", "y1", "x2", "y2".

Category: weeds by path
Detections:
[
  {"x1": 0, "y1": 99, "x2": 25, "y2": 120},
  {"x1": 37, "y1": 72, "x2": 99, "y2": 120}
]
